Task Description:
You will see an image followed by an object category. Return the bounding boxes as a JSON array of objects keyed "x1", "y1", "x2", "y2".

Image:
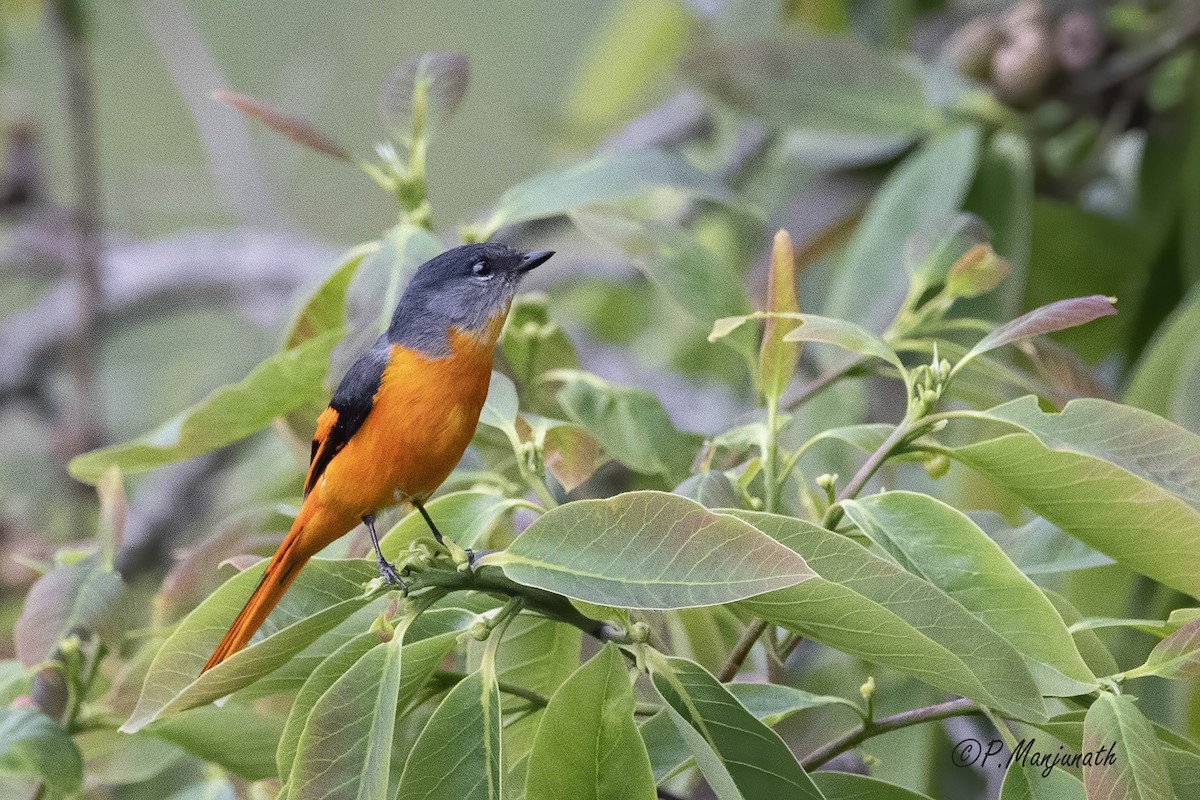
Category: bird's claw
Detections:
[{"x1": 377, "y1": 557, "x2": 408, "y2": 592}]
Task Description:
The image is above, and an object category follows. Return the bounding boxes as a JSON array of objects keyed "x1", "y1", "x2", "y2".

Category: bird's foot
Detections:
[{"x1": 376, "y1": 556, "x2": 408, "y2": 592}]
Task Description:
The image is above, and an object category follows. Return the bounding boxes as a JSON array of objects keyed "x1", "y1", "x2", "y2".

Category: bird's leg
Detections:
[
  {"x1": 412, "y1": 500, "x2": 474, "y2": 565},
  {"x1": 363, "y1": 514, "x2": 406, "y2": 590}
]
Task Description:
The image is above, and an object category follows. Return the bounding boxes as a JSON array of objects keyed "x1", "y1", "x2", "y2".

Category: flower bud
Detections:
[
  {"x1": 991, "y1": 24, "x2": 1059, "y2": 106},
  {"x1": 946, "y1": 16, "x2": 1004, "y2": 81}
]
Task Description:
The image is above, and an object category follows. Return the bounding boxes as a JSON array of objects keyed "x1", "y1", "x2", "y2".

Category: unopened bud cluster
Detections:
[
  {"x1": 912, "y1": 350, "x2": 952, "y2": 415},
  {"x1": 945, "y1": 0, "x2": 1105, "y2": 106}
]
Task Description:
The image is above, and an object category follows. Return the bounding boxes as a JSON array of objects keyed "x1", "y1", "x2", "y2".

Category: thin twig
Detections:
[
  {"x1": 48, "y1": 2, "x2": 105, "y2": 456},
  {"x1": 718, "y1": 618, "x2": 768, "y2": 682},
  {"x1": 824, "y1": 418, "x2": 914, "y2": 528},
  {"x1": 801, "y1": 697, "x2": 983, "y2": 770}
]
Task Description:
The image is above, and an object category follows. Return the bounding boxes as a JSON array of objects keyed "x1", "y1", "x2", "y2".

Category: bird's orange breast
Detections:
[{"x1": 315, "y1": 325, "x2": 498, "y2": 517}]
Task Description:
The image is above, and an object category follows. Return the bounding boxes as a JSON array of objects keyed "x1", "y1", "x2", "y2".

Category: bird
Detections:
[{"x1": 201, "y1": 243, "x2": 554, "y2": 672}]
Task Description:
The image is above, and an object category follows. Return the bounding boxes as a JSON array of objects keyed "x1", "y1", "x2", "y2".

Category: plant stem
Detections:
[
  {"x1": 48, "y1": 1, "x2": 105, "y2": 457},
  {"x1": 801, "y1": 697, "x2": 982, "y2": 770},
  {"x1": 824, "y1": 417, "x2": 915, "y2": 528},
  {"x1": 763, "y1": 397, "x2": 780, "y2": 515},
  {"x1": 718, "y1": 618, "x2": 768, "y2": 682},
  {"x1": 434, "y1": 670, "x2": 549, "y2": 707},
  {"x1": 402, "y1": 562, "x2": 615, "y2": 643}
]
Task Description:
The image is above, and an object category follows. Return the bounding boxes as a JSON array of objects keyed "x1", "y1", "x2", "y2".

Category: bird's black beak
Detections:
[{"x1": 518, "y1": 250, "x2": 554, "y2": 273}]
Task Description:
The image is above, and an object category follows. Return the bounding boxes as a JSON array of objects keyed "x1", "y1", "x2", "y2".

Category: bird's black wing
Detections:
[{"x1": 303, "y1": 339, "x2": 390, "y2": 497}]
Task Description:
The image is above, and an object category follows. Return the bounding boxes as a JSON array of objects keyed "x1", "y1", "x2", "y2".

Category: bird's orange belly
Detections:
[{"x1": 317, "y1": 335, "x2": 493, "y2": 517}]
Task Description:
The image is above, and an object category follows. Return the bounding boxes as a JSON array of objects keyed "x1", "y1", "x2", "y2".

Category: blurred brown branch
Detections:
[{"x1": 0, "y1": 221, "x2": 339, "y2": 406}]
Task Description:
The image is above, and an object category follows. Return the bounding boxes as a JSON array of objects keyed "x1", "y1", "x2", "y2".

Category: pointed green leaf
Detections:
[
  {"x1": 1083, "y1": 693, "x2": 1177, "y2": 800},
  {"x1": 727, "y1": 510, "x2": 1046, "y2": 722},
  {"x1": 70, "y1": 329, "x2": 343, "y2": 483},
  {"x1": 484, "y1": 491, "x2": 815, "y2": 609},
  {"x1": 476, "y1": 149, "x2": 736, "y2": 239},
  {"x1": 145, "y1": 704, "x2": 284, "y2": 781},
  {"x1": 526, "y1": 645, "x2": 655, "y2": 800},
  {"x1": 1126, "y1": 619, "x2": 1200, "y2": 680},
  {"x1": 951, "y1": 397, "x2": 1200, "y2": 598},
  {"x1": 651, "y1": 656, "x2": 825, "y2": 800},
  {"x1": 123, "y1": 559, "x2": 377, "y2": 731},
  {"x1": 397, "y1": 668, "x2": 502, "y2": 800},
  {"x1": 1126, "y1": 284, "x2": 1200, "y2": 432},
  {"x1": 285, "y1": 630, "x2": 406, "y2": 800},
  {"x1": 379, "y1": 490, "x2": 525, "y2": 556},
  {"x1": 0, "y1": 708, "x2": 83, "y2": 795},
  {"x1": 842, "y1": 492, "x2": 1096, "y2": 695}
]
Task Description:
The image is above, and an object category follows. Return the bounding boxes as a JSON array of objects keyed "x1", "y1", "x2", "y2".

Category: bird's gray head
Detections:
[{"x1": 386, "y1": 243, "x2": 554, "y2": 356}]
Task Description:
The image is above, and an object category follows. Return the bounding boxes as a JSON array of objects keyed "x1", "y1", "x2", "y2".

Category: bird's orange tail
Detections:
[{"x1": 201, "y1": 499, "x2": 340, "y2": 673}]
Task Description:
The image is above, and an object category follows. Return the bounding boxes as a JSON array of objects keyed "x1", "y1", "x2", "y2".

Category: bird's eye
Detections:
[{"x1": 471, "y1": 260, "x2": 493, "y2": 278}]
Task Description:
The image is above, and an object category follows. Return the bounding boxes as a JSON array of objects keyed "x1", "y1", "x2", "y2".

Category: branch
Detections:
[
  {"x1": 403, "y1": 563, "x2": 617, "y2": 644},
  {"x1": 48, "y1": 1, "x2": 106, "y2": 456},
  {"x1": 801, "y1": 697, "x2": 983, "y2": 770},
  {"x1": 718, "y1": 618, "x2": 768, "y2": 682},
  {"x1": 0, "y1": 227, "x2": 339, "y2": 403}
]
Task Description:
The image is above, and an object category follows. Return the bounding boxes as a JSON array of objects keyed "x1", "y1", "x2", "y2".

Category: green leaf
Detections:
[
  {"x1": 563, "y1": 0, "x2": 690, "y2": 139},
  {"x1": 469, "y1": 614, "x2": 581, "y2": 698},
  {"x1": 571, "y1": 211, "x2": 752, "y2": 342},
  {"x1": 476, "y1": 149, "x2": 736, "y2": 239},
  {"x1": 842, "y1": 492, "x2": 1096, "y2": 695},
  {"x1": 726, "y1": 683, "x2": 861, "y2": 725},
  {"x1": 0, "y1": 708, "x2": 82, "y2": 795},
  {"x1": 123, "y1": 559, "x2": 377, "y2": 731},
  {"x1": 1126, "y1": 619, "x2": 1200, "y2": 680},
  {"x1": 826, "y1": 128, "x2": 980, "y2": 333},
  {"x1": 999, "y1": 762, "x2": 1085, "y2": 800},
  {"x1": 276, "y1": 631, "x2": 378, "y2": 781},
  {"x1": 684, "y1": 32, "x2": 932, "y2": 140},
  {"x1": 969, "y1": 512, "x2": 1114, "y2": 575},
  {"x1": 1126, "y1": 284, "x2": 1200, "y2": 431},
  {"x1": 278, "y1": 609, "x2": 469, "y2": 780},
  {"x1": 74, "y1": 729, "x2": 182, "y2": 787},
  {"x1": 1024, "y1": 200, "x2": 1149, "y2": 362},
  {"x1": 640, "y1": 681, "x2": 855, "y2": 783},
  {"x1": 378, "y1": 51, "x2": 470, "y2": 137},
  {"x1": 759, "y1": 230, "x2": 803, "y2": 400},
  {"x1": 1083, "y1": 693, "x2": 1177, "y2": 800},
  {"x1": 958, "y1": 295, "x2": 1117, "y2": 369},
  {"x1": 812, "y1": 772, "x2": 937, "y2": 800},
  {"x1": 651, "y1": 656, "x2": 826, "y2": 800},
  {"x1": 484, "y1": 491, "x2": 815, "y2": 609},
  {"x1": 379, "y1": 490, "x2": 525, "y2": 556},
  {"x1": 710, "y1": 313, "x2": 903, "y2": 372},
  {"x1": 780, "y1": 314, "x2": 904, "y2": 371},
  {"x1": 397, "y1": 668, "x2": 502, "y2": 800},
  {"x1": 526, "y1": 644, "x2": 655, "y2": 800},
  {"x1": 145, "y1": 704, "x2": 284, "y2": 781},
  {"x1": 13, "y1": 554, "x2": 125, "y2": 667},
  {"x1": 950, "y1": 397, "x2": 1200, "y2": 598},
  {"x1": 727, "y1": 510, "x2": 1046, "y2": 722},
  {"x1": 284, "y1": 244, "x2": 369, "y2": 349},
  {"x1": 285, "y1": 628, "x2": 411, "y2": 800},
  {"x1": 70, "y1": 328, "x2": 342, "y2": 483},
  {"x1": 548, "y1": 369, "x2": 703, "y2": 483}
]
